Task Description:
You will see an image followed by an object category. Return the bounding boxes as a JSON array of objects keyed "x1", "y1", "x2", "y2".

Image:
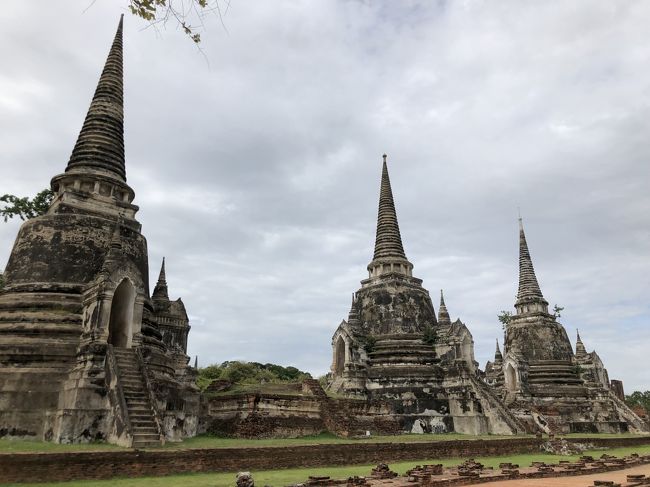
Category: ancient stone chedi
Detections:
[
  {"x1": 328, "y1": 156, "x2": 525, "y2": 435},
  {"x1": 484, "y1": 219, "x2": 648, "y2": 434},
  {"x1": 0, "y1": 17, "x2": 198, "y2": 446}
]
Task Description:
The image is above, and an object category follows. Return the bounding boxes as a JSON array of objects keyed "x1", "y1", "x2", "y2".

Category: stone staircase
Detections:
[
  {"x1": 112, "y1": 347, "x2": 162, "y2": 448},
  {"x1": 608, "y1": 391, "x2": 650, "y2": 433},
  {"x1": 303, "y1": 378, "x2": 358, "y2": 437},
  {"x1": 468, "y1": 374, "x2": 529, "y2": 434}
]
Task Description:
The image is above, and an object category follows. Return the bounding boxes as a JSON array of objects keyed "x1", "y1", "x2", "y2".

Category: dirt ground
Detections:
[{"x1": 484, "y1": 464, "x2": 650, "y2": 486}]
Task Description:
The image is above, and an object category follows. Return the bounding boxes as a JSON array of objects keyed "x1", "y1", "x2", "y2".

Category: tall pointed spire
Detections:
[
  {"x1": 515, "y1": 217, "x2": 548, "y2": 314},
  {"x1": 152, "y1": 257, "x2": 169, "y2": 302},
  {"x1": 438, "y1": 289, "x2": 451, "y2": 326},
  {"x1": 367, "y1": 155, "x2": 413, "y2": 279},
  {"x1": 373, "y1": 154, "x2": 406, "y2": 260},
  {"x1": 66, "y1": 15, "x2": 126, "y2": 181}
]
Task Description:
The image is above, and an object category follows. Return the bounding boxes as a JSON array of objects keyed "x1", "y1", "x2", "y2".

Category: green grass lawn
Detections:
[
  {"x1": 0, "y1": 439, "x2": 126, "y2": 453},
  {"x1": 5, "y1": 444, "x2": 650, "y2": 487}
]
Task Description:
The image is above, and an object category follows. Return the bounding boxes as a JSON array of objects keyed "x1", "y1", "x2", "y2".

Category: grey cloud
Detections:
[{"x1": 0, "y1": 1, "x2": 648, "y2": 391}]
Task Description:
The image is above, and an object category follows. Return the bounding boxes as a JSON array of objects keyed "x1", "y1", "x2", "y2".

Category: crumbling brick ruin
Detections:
[{"x1": 285, "y1": 455, "x2": 650, "y2": 487}]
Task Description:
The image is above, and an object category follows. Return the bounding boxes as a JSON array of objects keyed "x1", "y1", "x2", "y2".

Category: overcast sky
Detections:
[{"x1": 1, "y1": 1, "x2": 648, "y2": 391}]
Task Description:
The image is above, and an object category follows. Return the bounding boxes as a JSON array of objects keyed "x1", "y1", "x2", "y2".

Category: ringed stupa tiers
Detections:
[{"x1": 0, "y1": 17, "x2": 198, "y2": 447}]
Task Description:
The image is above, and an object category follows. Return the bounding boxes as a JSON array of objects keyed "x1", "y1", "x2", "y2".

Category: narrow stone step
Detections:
[
  {"x1": 124, "y1": 395, "x2": 148, "y2": 401},
  {"x1": 122, "y1": 388, "x2": 146, "y2": 394},
  {"x1": 124, "y1": 392, "x2": 148, "y2": 401},
  {"x1": 120, "y1": 377, "x2": 144, "y2": 382},
  {"x1": 131, "y1": 419, "x2": 156, "y2": 427},
  {"x1": 119, "y1": 374, "x2": 143, "y2": 380},
  {"x1": 123, "y1": 389, "x2": 146, "y2": 395},
  {"x1": 128, "y1": 408, "x2": 152, "y2": 414},
  {"x1": 133, "y1": 433, "x2": 160, "y2": 441},
  {"x1": 125, "y1": 396, "x2": 149, "y2": 402},
  {"x1": 131, "y1": 418, "x2": 155, "y2": 424},
  {"x1": 126, "y1": 401, "x2": 150, "y2": 408}
]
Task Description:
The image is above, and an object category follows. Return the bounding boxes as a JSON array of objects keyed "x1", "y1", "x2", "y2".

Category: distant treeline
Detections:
[{"x1": 626, "y1": 390, "x2": 650, "y2": 415}]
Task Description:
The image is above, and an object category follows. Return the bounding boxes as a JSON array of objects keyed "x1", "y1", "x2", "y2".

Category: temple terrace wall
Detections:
[{"x1": 2, "y1": 436, "x2": 650, "y2": 484}]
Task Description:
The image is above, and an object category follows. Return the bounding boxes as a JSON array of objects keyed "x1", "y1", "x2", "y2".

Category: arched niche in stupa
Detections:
[
  {"x1": 334, "y1": 335, "x2": 346, "y2": 376},
  {"x1": 107, "y1": 278, "x2": 136, "y2": 348}
]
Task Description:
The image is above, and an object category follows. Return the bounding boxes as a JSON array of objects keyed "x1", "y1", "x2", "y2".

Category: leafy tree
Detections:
[
  {"x1": 128, "y1": 0, "x2": 229, "y2": 44},
  {"x1": 626, "y1": 391, "x2": 650, "y2": 413},
  {"x1": 497, "y1": 310, "x2": 512, "y2": 329},
  {"x1": 553, "y1": 304, "x2": 564, "y2": 319},
  {"x1": 0, "y1": 189, "x2": 53, "y2": 222},
  {"x1": 195, "y1": 364, "x2": 222, "y2": 390}
]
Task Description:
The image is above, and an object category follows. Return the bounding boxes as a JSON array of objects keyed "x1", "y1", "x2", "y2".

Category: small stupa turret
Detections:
[
  {"x1": 347, "y1": 294, "x2": 360, "y2": 328},
  {"x1": 494, "y1": 339, "x2": 503, "y2": 364},
  {"x1": 438, "y1": 290, "x2": 451, "y2": 326},
  {"x1": 152, "y1": 258, "x2": 169, "y2": 303},
  {"x1": 575, "y1": 329, "x2": 587, "y2": 359}
]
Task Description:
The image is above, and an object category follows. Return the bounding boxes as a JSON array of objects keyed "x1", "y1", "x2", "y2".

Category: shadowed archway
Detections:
[
  {"x1": 505, "y1": 363, "x2": 517, "y2": 392},
  {"x1": 108, "y1": 278, "x2": 136, "y2": 348},
  {"x1": 334, "y1": 336, "x2": 346, "y2": 376}
]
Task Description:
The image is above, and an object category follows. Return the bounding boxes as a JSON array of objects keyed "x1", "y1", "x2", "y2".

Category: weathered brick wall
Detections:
[
  {"x1": 1, "y1": 436, "x2": 650, "y2": 484},
  {"x1": 202, "y1": 393, "x2": 326, "y2": 438}
]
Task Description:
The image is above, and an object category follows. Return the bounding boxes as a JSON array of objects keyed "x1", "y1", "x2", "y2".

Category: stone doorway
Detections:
[
  {"x1": 108, "y1": 278, "x2": 136, "y2": 348},
  {"x1": 334, "y1": 336, "x2": 346, "y2": 375},
  {"x1": 505, "y1": 363, "x2": 517, "y2": 392}
]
